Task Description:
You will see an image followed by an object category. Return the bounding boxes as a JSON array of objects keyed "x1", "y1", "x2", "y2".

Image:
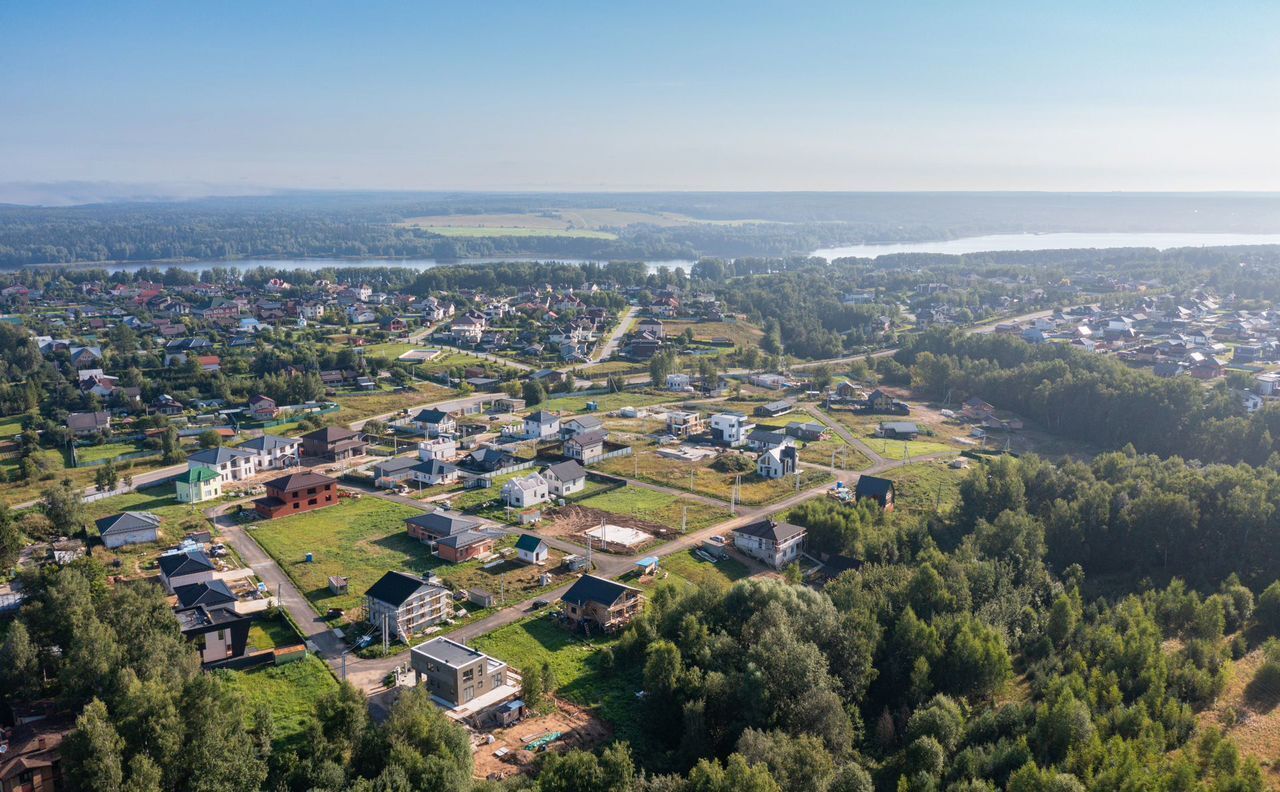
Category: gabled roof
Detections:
[
  {"x1": 527, "y1": 410, "x2": 558, "y2": 424},
  {"x1": 734, "y1": 518, "x2": 806, "y2": 543},
  {"x1": 95, "y1": 511, "x2": 161, "y2": 537},
  {"x1": 262, "y1": 471, "x2": 337, "y2": 492},
  {"x1": 405, "y1": 511, "x2": 478, "y2": 537},
  {"x1": 176, "y1": 466, "x2": 220, "y2": 484},
  {"x1": 854, "y1": 475, "x2": 895, "y2": 499},
  {"x1": 238, "y1": 434, "x2": 299, "y2": 452},
  {"x1": 566, "y1": 429, "x2": 607, "y2": 446},
  {"x1": 157, "y1": 550, "x2": 215, "y2": 579},
  {"x1": 412, "y1": 408, "x2": 452, "y2": 424},
  {"x1": 564, "y1": 415, "x2": 603, "y2": 431},
  {"x1": 374, "y1": 456, "x2": 420, "y2": 474},
  {"x1": 365, "y1": 571, "x2": 442, "y2": 607},
  {"x1": 561, "y1": 574, "x2": 639, "y2": 608},
  {"x1": 188, "y1": 446, "x2": 256, "y2": 465},
  {"x1": 542, "y1": 460, "x2": 586, "y2": 482},
  {"x1": 173, "y1": 579, "x2": 237, "y2": 609},
  {"x1": 67, "y1": 411, "x2": 110, "y2": 431},
  {"x1": 411, "y1": 459, "x2": 458, "y2": 477},
  {"x1": 436, "y1": 530, "x2": 492, "y2": 550},
  {"x1": 515, "y1": 533, "x2": 546, "y2": 553},
  {"x1": 302, "y1": 426, "x2": 360, "y2": 443}
]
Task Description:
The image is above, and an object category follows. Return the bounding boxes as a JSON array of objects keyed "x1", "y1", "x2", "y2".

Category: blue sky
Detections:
[{"x1": 2, "y1": 1, "x2": 1278, "y2": 191}]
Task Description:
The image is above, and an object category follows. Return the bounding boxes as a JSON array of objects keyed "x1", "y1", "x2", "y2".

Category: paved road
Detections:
[{"x1": 586, "y1": 306, "x2": 637, "y2": 364}]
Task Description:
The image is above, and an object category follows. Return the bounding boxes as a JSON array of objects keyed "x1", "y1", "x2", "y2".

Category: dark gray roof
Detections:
[
  {"x1": 157, "y1": 550, "x2": 215, "y2": 578},
  {"x1": 561, "y1": 574, "x2": 638, "y2": 608},
  {"x1": 375, "y1": 456, "x2": 420, "y2": 474},
  {"x1": 405, "y1": 511, "x2": 478, "y2": 537},
  {"x1": 542, "y1": 460, "x2": 586, "y2": 482},
  {"x1": 67, "y1": 411, "x2": 110, "y2": 431},
  {"x1": 566, "y1": 429, "x2": 606, "y2": 446},
  {"x1": 413, "y1": 636, "x2": 485, "y2": 669},
  {"x1": 188, "y1": 446, "x2": 255, "y2": 465},
  {"x1": 855, "y1": 475, "x2": 895, "y2": 500},
  {"x1": 747, "y1": 429, "x2": 791, "y2": 445},
  {"x1": 436, "y1": 530, "x2": 492, "y2": 550},
  {"x1": 95, "y1": 511, "x2": 160, "y2": 537},
  {"x1": 263, "y1": 471, "x2": 337, "y2": 491},
  {"x1": 173, "y1": 579, "x2": 237, "y2": 609},
  {"x1": 734, "y1": 518, "x2": 806, "y2": 543},
  {"x1": 412, "y1": 408, "x2": 452, "y2": 424},
  {"x1": 238, "y1": 434, "x2": 299, "y2": 452},
  {"x1": 365, "y1": 571, "x2": 442, "y2": 607},
  {"x1": 564, "y1": 416, "x2": 603, "y2": 430},
  {"x1": 411, "y1": 460, "x2": 458, "y2": 476},
  {"x1": 515, "y1": 533, "x2": 546, "y2": 552},
  {"x1": 528, "y1": 410, "x2": 558, "y2": 423}
]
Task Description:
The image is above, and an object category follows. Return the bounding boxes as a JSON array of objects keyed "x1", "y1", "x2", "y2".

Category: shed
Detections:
[
  {"x1": 635, "y1": 556, "x2": 660, "y2": 575},
  {"x1": 468, "y1": 588, "x2": 496, "y2": 608},
  {"x1": 328, "y1": 575, "x2": 349, "y2": 595}
]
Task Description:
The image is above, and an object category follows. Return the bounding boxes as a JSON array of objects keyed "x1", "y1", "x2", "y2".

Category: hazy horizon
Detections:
[{"x1": 4, "y1": 2, "x2": 1280, "y2": 194}]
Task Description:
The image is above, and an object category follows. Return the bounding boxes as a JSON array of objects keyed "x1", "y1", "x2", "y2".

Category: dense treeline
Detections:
[{"x1": 894, "y1": 328, "x2": 1280, "y2": 466}]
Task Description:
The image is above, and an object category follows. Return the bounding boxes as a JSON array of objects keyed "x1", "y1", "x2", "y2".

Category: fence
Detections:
[{"x1": 583, "y1": 445, "x2": 633, "y2": 466}]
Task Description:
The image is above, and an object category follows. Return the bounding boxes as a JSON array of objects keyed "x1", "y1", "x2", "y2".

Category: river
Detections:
[{"x1": 811, "y1": 232, "x2": 1280, "y2": 260}]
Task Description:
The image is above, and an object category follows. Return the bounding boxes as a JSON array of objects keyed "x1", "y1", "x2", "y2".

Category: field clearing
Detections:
[
  {"x1": 247, "y1": 611, "x2": 303, "y2": 652},
  {"x1": 360, "y1": 342, "x2": 417, "y2": 361},
  {"x1": 0, "y1": 416, "x2": 23, "y2": 437},
  {"x1": 882, "y1": 461, "x2": 966, "y2": 513},
  {"x1": 331, "y1": 382, "x2": 455, "y2": 424},
  {"x1": 75, "y1": 440, "x2": 147, "y2": 463},
  {"x1": 582, "y1": 360, "x2": 647, "y2": 376},
  {"x1": 538, "y1": 390, "x2": 686, "y2": 415},
  {"x1": 824, "y1": 409, "x2": 959, "y2": 459},
  {"x1": 223, "y1": 655, "x2": 338, "y2": 750},
  {"x1": 573, "y1": 486, "x2": 730, "y2": 533},
  {"x1": 663, "y1": 320, "x2": 762, "y2": 347},
  {"x1": 597, "y1": 444, "x2": 831, "y2": 505},
  {"x1": 424, "y1": 226, "x2": 618, "y2": 239},
  {"x1": 83, "y1": 485, "x2": 219, "y2": 573}
]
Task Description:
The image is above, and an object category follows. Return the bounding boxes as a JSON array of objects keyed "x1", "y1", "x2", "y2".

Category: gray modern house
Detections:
[{"x1": 410, "y1": 636, "x2": 510, "y2": 709}]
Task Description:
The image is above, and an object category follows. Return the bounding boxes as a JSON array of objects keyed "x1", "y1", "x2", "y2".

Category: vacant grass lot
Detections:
[
  {"x1": 537, "y1": 390, "x2": 685, "y2": 415},
  {"x1": 331, "y1": 382, "x2": 455, "y2": 424},
  {"x1": 75, "y1": 440, "x2": 149, "y2": 464},
  {"x1": 755, "y1": 418, "x2": 874, "y2": 470},
  {"x1": 424, "y1": 226, "x2": 618, "y2": 239},
  {"x1": 597, "y1": 445, "x2": 831, "y2": 506},
  {"x1": 660, "y1": 549, "x2": 750, "y2": 588},
  {"x1": 247, "y1": 612, "x2": 304, "y2": 652},
  {"x1": 574, "y1": 487, "x2": 731, "y2": 533},
  {"x1": 223, "y1": 655, "x2": 337, "y2": 750},
  {"x1": 663, "y1": 320, "x2": 762, "y2": 347},
  {"x1": 882, "y1": 461, "x2": 966, "y2": 514},
  {"x1": 824, "y1": 409, "x2": 958, "y2": 460},
  {"x1": 0, "y1": 416, "x2": 24, "y2": 437},
  {"x1": 472, "y1": 614, "x2": 647, "y2": 747},
  {"x1": 82, "y1": 485, "x2": 219, "y2": 573}
]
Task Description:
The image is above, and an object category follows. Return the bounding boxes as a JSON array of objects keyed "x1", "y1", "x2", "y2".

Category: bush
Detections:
[{"x1": 1257, "y1": 581, "x2": 1280, "y2": 635}]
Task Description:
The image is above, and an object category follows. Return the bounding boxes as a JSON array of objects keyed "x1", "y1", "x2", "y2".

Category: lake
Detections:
[
  {"x1": 94, "y1": 257, "x2": 697, "y2": 275},
  {"x1": 812, "y1": 232, "x2": 1280, "y2": 260}
]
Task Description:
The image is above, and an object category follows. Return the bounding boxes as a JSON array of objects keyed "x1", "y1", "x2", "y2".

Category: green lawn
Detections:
[
  {"x1": 331, "y1": 382, "x2": 456, "y2": 424},
  {"x1": 885, "y1": 461, "x2": 966, "y2": 514},
  {"x1": 574, "y1": 486, "x2": 731, "y2": 533},
  {"x1": 860, "y1": 436, "x2": 956, "y2": 460},
  {"x1": 83, "y1": 484, "x2": 213, "y2": 525},
  {"x1": 361, "y1": 342, "x2": 418, "y2": 361},
  {"x1": 247, "y1": 612, "x2": 304, "y2": 652},
  {"x1": 597, "y1": 445, "x2": 832, "y2": 506},
  {"x1": 537, "y1": 390, "x2": 686, "y2": 415},
  {"x1": 222, "y1": 655, "x2": 337, "y2": 749},
  {"x1": 75, "y1": 440, "x2": 148, "y2": 464},
  {"x1": 0, "y1": 416, "x2": 24, "y2": 438},
  {"x1": 660, "y1": 549, "x2": 750, "y2": 588}
]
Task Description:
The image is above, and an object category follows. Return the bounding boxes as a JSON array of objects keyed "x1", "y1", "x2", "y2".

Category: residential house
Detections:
[
  {"x1": 253, "y1": 471, "x2": 338, "y2": 519},
  {"x1": 67, "y1": 410, "x2": 110, "y2": 437},
  {"x1": 709, "y1": 412, "x2": 755, "y2": 447},
  {"x1": 666, "y1": 410, "x2": 704, "y2": 438},
  {"x1": 636, "y1": 317, "x2": 665, "y2": 338},
  {"x1": 149, "y1": 394, "x2": 184, "y2": 416},
  {"x1": 785, "y1": 422, "x2": 828, "y2": 442},
  {"x1": 157, "y1": 549, "x2": 217, "y2": 592},
  {"x1": 515, "y1": 533, "x2": 549, "y2": 564},
  {"x1": 94, "y1": 511, "x2": 160, "y2": 549},
  {"x1": 854, "y1": 475, "x2": 896, "y2": 511},
  {"x1": 365, "y1": 571, "x2": 450, "y2": 642},
  {"x1": 405, "y1": 511, "x2": 480, "y2": 544},
  {"x1": 524, "y1": 410, "x2": 560, "y2": 439},
  {"x1": 248, "y1": 394, "x2": 279, "y2": 420},
  {"x1": 410, "y1": 408, "x2": 456, "y2": 438},
  {"x1": 756, "y1": 445, "x2": 797, "y2": 480},
  {"x1": 755, "y1": 399, "x2": 794, "y2": 418},
  {"x1": 175, "y1": 466, "x2": 222, "y2": 503},
  {"x1": 541, "y1": 460, "x2": 586, "y2": 497},
  {"x1": 410, "y1": 637, "x2": 510, "y2": 709},
  {"x1": 748, "y1": 373, "x2": 789, "y2": 390},
  {"x1": 732, "y1": 518, "x2": 806, "y2": 569},
  {"x1": 373, "y1": 456, "x2": 421, "y2": 489},
  {"x1": 877, "y1": 421, "x2": 920, "y2": 440},
  {"x1": 501, "y1": 472, "x2": 550, "y2": 508},
  {"x1": 563, "y1": 429, "x2": 606, "y2": 462},
  {"x1": 0, "y1": 717, "x2": 72, "y2": 792},
  {"x1": 173, "y1": 579, "x2": 238, "y2": 611},
  {"x1": 188, "y1": 446, "x2": 257, "y2": 483},
  {"x1": 559, "y1": 415, "x2": 603, "y2": 440},
  {"x1": 436, "y1": 529, "x2": 495, "y2": 564},
  {"x1": 409, "y1": 459, "x2": 461, "y2": 487},
  {"x1": 174, "y1": 597, "x2": 253, "y2": 665},
  {"x1": 418, "y1": 436, "x2": 458, "y2": 461},
  {"x1": 961, "y1": 397, "x2": 995, "y2": 420},
  {"x1": 666, "y1": 373, "x2": 691, "y2": 391},
  {"x1": 746, "y1": 428, "x2": 794, "y2": 453},
  {"x1": 300, "y1": 426, "x2": 367, "y2": 461},
  {"x1": 238, "y1": 434, "x2": 301, "y2": 471},
  {"x1": 560, "y1": 574, "x2": 644, "y2": 633}
]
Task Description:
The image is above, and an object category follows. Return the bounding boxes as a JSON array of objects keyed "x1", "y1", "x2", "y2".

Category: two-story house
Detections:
[
  {"x1": 187, "y1": 446, "x2": 257, "y2": 483},
  {"x1": 560, "y1": 575, "x2": 643, "y2": 633},
  {"x1": 410, "y1": 637, "x2": 510, "y2": 709},
  {"x1": 732, "y1": 518, "x2": 806, "y2": 569},
  {"x1": 365, "y1": 571, "x2": 450, "y2": 642},
  {"x1": 253, "y1": 471, "x2": 338, "y2": 519},
  {"x1": 709, "y1": 412, "x2": 755, "y2": 447}
]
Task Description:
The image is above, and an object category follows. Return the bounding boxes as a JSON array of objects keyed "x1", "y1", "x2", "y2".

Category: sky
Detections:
[{"x1": 2, "y1": 1, "x2": 1279, "y2": 193}]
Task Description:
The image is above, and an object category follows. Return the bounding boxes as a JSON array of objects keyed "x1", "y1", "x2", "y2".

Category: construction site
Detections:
[
  {"x1": 472, "y1": 697, "x2": 613, "y2": 781},
  {"x1": 536, "y1": 504, "x2": 664, "y2": 553}
]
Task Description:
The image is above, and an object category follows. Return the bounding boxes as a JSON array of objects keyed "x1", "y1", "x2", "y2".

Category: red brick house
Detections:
[
  {"x1": 0, "y1": 717, "x2": 71, "y2": 792},
  {"x1": 434, "y1": 530, "x2": 495, "y2": 564},
  {"x1": 254, "y1": 471, "x2": 338, "y2": 519}
]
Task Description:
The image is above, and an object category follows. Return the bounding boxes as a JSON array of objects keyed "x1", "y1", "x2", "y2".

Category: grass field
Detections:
[
  {"x1": 247, "y1": 612, "x2": 304, "y2": 652},
  {"x1": 659, "y1": 549, "x2": 750, "y2": 588},
  {"x1": 0, "y1": 416, "x2": 24, "y2": 438},
  {"x1": 574, "y1": 486, "x2": 731, "y2": 533},
  {"x1": 331, "y1": 382, "x2": 455, "y2": 424},
  {"x1": 223, "y1": 655, "x2": 337, "y2": 749},
  {"x1": 538, "y1": 390, "x2": 685, "y2": 415},
  {"x1": 663, "y1": 320, "x2": 762, "y2": 347},
  {"x1": 824, "y1": 409, "x2": 958, "y2": 460},
  {"x1": 755, "y1": 417, "x2": 874, "y2": 470},
  {"x1": 597, "y1": 445, "x2": 832, "y2": 506},
  {"x1": 360, "y1": 342, "x2": 418, "y2": 361},
  {"x1": 883, "y1": 461, "x2": 966, "y2": 514},
  {"x1": 472, "y1": 614, "x2": 646, "y2": 746},
  {"x1": 75, "y1": 440, "x2": 148, "y2": 464},
  {"x1": 84, "y1": 486, "x2": 218, "y2": 574},
  {"x1": 424, "y1": 226, "x2": 618, "y2": 239}
]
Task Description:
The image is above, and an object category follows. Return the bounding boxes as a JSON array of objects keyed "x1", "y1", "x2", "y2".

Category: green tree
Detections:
[
  {"x1": 43, "y1": 477, "x2": 86, "y2": 537},
  {"x1": 523, "y1": 380, "x2": 546, "y2": 406},
  {"x1": 197, "y1": 429, "x2": 222, "y2": 449},
  {"x1": 0, "y1": 503, "x2": 20, "y2": 571},
  {"x1": 63, "y1": 698, "x2": 125, "y2": 792},
  {"x1": 687, "y1": 754, "x2": 781, "y2": 792},
  {"x1": 160, "y1": 426, "x2": 185, "y2": 464},
  {"x1": 1258, "y1": 580, "x2": 1280, "y2": 635},
  {"x1": 95, "y1": 459, "x2": 119, "y2": 492},
  {"x1": 122, "y1": 754, "x2": 164, "y2": 792},
  {"x1": 0, "y1": 620, "x2": 40, "y2": 701}
]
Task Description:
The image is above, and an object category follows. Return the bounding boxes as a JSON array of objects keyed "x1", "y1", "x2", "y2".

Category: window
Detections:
[
  {"x1": 292, "y1": 502, "x2": 299, "y2": 509},
  {"x1": 308, "y1": 498, "x2": 317, "y2": 506}
]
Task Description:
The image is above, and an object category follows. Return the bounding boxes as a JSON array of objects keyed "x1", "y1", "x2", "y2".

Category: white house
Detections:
[
  {"x1": 666, "y1": 373, "x2": 691, "y2": 391},
  {"x1": 95, "y1": 511, "x2": 161, "y2": 549},
  {"x1": 365, "y1": 571, "x2": 451, "y2": 642},
  {"x1": 238, "y1": 434, "x2": 301, "y2": 471},
  {"x1": 564, "y1": 430, "x2": 607, "y2": 462},
  {"x1": 158, "y1": 550, "x2": 217, "y2": 593},
  {"x1": 501, "y1": 472, "x2": 550, "y2": 508},
  {"x1": 409, "y1": 460, "x2": 460, "y2": 487},
  {"x1": 410, "y1": 408, "x2": 455, "y2": 438},
  {"x1": 732, "y1": 518, "x2": 806, "y2": 569},
  {"x1": 515, "y1": 534, "x2": 549, "y2": 565},
  {"x1": 187, "y1": 446, "x2": 257, "y2": 482},
  {"x1": 756, "y1": 445, "x2": 797, "y2": 480},
  {"x1": 525, "y1": 410, "x2": 560, "y2": 439},
  {"x1": 542, "y1": 460, "x2": 587, "y2": 497},
  {"x1": 560, "y1": 415, "x2": 603, "y2": 440},
  {"x1": 418, "y1": 437, "x2": 458, "y2": 462},
  {"x1": 709, "y1": 413, "x2": 755, "y2": 448}
]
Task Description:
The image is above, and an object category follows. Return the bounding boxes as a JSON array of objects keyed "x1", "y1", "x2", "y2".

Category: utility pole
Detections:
[{"x1": 681, "y1": 505, "x2": 687, "y2": 534}]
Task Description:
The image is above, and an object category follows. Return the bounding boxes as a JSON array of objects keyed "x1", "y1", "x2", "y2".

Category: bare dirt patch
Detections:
[
  {"x1": 472, "y1": 697, "x2": 613, "y2": 781},
  {"x1": 1196, "y1": 648, "x2": 1280, "y2": 789},
  {"x1": 539, "y1": 505, "x2": 667, "y2": 552}
]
